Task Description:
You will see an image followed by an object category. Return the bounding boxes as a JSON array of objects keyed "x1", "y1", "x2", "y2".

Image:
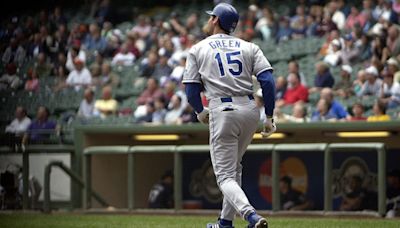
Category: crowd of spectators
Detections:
[{"x1": 1, "y1": 0, "x2": 400, "y2": 141}]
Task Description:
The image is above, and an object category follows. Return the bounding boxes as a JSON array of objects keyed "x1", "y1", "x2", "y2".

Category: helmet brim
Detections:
[{"x1": 205, "y1": 10, "x2": 214, "y2": 16}]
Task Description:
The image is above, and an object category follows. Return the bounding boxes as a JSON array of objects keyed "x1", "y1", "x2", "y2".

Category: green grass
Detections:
[{"x1": 0, "y1": 214, "x2": 399, "y2": 228}]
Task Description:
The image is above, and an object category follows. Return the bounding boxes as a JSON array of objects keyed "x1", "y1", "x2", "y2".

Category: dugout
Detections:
[{"x1": 72, "y1": 121, "x2": 400, "y2": 214}]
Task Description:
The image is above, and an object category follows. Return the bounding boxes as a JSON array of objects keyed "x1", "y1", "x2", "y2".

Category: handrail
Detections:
[{"x1": 43, "y1": 161, "x2": 109, "y2": 213}]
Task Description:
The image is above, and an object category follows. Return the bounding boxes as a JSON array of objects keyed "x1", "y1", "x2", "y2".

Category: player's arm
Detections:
[
  {"x1": 185, "y1": 83, "x2": 204, "y2": 113},
  {"x1": 257, "y1": 69, "x2": 275, "y2": 118}
]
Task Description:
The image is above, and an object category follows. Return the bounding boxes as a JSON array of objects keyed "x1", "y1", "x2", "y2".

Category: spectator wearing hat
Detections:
[
  {"x1": 359, "y1": 66, "x2": 383, "y2": 97},
  {"x1": 340, "y1": 34, "x2": 360, "y2": 65},
  {"x1": 94, "y1": 86, "x2": 118, "y2": 118},
  {"x1": 324, "y1": 39, "x2": 342, "y2": 66},
  {"x1": 66, "y1": 40, "x2": 86, "y2": 72},
  {"x1": 379, "y1": 70, "x2": 400, "y2": 109},
  {"x1": 387, "y1": 57, "x2": 400, "y2": 84},
  {"x1": 309, "y1": 61, "x2": 335, "y2": 94},
  {"x1": 66, "y1": 57, "x2": 92, "y2": 91},
  {"x1": 111, "y1": 42, "x2": 135, "y2": 67},
  {"x1": 367, "y1": 100, "x2": 391, "y2": 122},
  {"x1": 277, "y1": 73, "x2": 308, "y2": 107},
  {"x1": 333, "y1": 65, "x2": 353, "y2": 98},
  {"x1": 348, "y1": 102, "x2": 367, "y2": 121}
]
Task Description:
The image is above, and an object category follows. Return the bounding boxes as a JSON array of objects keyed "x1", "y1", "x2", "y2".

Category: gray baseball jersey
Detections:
[{"x1": 182, "y1": 33, "x2": 272, "y2": 98}]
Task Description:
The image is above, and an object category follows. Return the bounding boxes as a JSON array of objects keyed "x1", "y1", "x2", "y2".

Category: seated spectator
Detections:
[
  {"x1": 111, "y1": 43, "x2": 135, "y2": 67},
  {"x1": 367, "y1": 100, "x2": 391, "y2": 122},
  {"x1": 340, "y1": 34, "x2": 360, "y2": 65},
  {"x1": 348, "y1": 103, "x2": 367, "y2": 121},
  {"x1": 309, "y1": 61, "x2": 334, "y2": 94},
  {"x1": 66, "y1": 40, "x2": 86, "y2": 72},
  {"x1": 131, "y1": 15, "x2": 151, "y2": 39},
  {"x1": 359, "y1": 66, "x2": 383, "y2": 97},
  {"x1": 5, "y1": 107, "x2": 31, "y2": 144},
  {"x1": 53, "y1": 65, "x2": 69, "y2": 92},
  {"x1": 276, "y1": 102, "x2": 309, "y2": 123},
  {"x1": 345, "y1": 6, "x2": 367, "y2": 31},
  {"x1": 180, "y1": 105, "x2": 197, "y2": 124},
  {"x1": 136, "y1": 77, "x2": 163, "y2": 105},
  {"x1": 387, "y1": 25, "x2": 400, "y2": 58},
  {"x1": 35, "y1": 52, "x2": 52, "y2": 77},
  {"x1": 310, "y1": 98, "x2": 338, "y2": 122},
  {"x1": 153, "y1": 50, "x2": 172, "y2": 83},
  {"x1": 152, "y1": 97, "x2": 167, "y2": 124},
  {"x1": 333, "y1": 65, "x2": 353, "y2": 98},
  {"x1": 275, "y1": 76, "x2": 287, "y2": 100},
  {"x1": 23, "y1": 106, "x2": 57, "y2": 144},
  {"x1": 25, "y1": 69, "x2": 39, "y2": 92},
  {"x1": 323, "y1": 39, "x2": 342, "y2": 66},
  {"x1": 148, "y1": 170, "x2": 174, "y2": 209},
  {"x1": 136, "y1": 101, "x2": 155, "y2": 123},
  {"x1": 169, "y1": 55, "x2": 186, "y2": 83},
  {"x1": 140, "y1": 51, "x2": 158, "y2": 78},
  {"x1": 94, "y1": 86, "x2": 118, "y2": 118},
  {"x1": 340, "y1": 175, "x2": 377, "y2": 211},
  {"x1": 100, "y1": 62, "x2": 120, "y2": 88},
  {"x1": 277, "y1": 73, "x2": 308, "y2": 107},
  {"x1": 386, "y1": 169, "x2": 400, "y2": 218},
  {"x1": 0, "y1": 63, "x2": 21, "y2": 91},
  {"x1": 77, "y1": 88, "x2": 96, "y2": 118},
  {"x1": 320, "y1": 87, "x2": 350, "y2": 120},
  {"x1": 2, "y1": 38, "x2": 25, "y2": 66},
  {"x1": 328, "y1": 1, "x2": 345, "y2": 30},
  {"x1": 288, "y1": 60, "x2": 307, "y2": 86},
  {"x1": 66, "y1": 58, "x2": 92, "y2": 91},
  {"x1": 353, "y1": 69, "x2": 367, "y2": 97},
  {"x1": 386, "y1": 57, "x2": 400, "y2": 84},
  {"x1": 276, "y1": 16, "x2": 292, "y2": 42},
  {"x1": 379, "y1": 70, "x2": 400, "y2": 109},
  {"x1": 165, "y1": 94, "x2": 184, "y2": 124},
  {"x1": 83, "y1": 23, "x2": 107, "y2": 53},
  {"x1": 280, "y1": 176, "x2": 312, "y2": 210}
]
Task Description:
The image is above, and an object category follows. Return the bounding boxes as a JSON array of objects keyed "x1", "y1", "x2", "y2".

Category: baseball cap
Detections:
[
  {"x1": 365, "y1": 66, "x2": 378, "y2": 76},
  {"x1": 387, "y1": 57, "x2": 399, "y2": 68},
  {"x1": 341, "y1": 65, "x2": 353, "y2": 74},
  {"x1": 73, "y1": 57, "x2": 84, "y2": 65}
]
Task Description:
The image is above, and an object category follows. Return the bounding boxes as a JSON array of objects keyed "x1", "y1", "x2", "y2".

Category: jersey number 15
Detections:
[{"x1": 214, "y1": 51, "x2": 243, "y2": 77}]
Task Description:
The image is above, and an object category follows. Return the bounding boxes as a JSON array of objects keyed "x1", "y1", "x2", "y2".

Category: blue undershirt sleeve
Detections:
[
  {"x1": 257, "y1": 70, "x2": 276, "y2": 117},
  {"x1": 184, "y1": 82, "x2": 204, "y2": 113}
]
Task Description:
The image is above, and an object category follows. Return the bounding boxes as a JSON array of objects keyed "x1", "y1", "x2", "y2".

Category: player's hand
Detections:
[
  {"x1": 197, "y1": 107, "x2": 210, "y2": 124},
  {"x1": 261, "y1": 117, "x2": 276, "y2": 138}
]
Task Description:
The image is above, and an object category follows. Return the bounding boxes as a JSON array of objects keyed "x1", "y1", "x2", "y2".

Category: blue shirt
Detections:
[
  {"x1": 330, "y1": 100, "x2": 348, "y2": 119},
  {"x1": 28, "y1": 120, "x2": 57, "y2": 142},
  {"x1": 315, "y1": 71, "x2": 334, "y2": 88}
]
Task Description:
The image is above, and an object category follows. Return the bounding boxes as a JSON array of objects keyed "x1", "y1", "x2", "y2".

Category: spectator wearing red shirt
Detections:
[
  {"x1": 277, "y1": 73, "x2": 308, "y2": 107},
  {"x1": 136, "y1": 77, "x2": 163, "y2": 105},
  {"x1": 349, "y1": 102, "x2": 367, "y2": 121}
]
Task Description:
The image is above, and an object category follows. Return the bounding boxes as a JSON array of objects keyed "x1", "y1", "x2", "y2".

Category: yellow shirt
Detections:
[
  {"x1": 95, "y1": 99, "x2": 118, "y2": 117},
  {"x1": 367, "y1": 114, "x2": 391, "y2": 122}
]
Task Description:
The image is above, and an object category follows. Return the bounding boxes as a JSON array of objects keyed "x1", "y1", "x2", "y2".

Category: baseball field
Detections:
[{"x1": 0, "y1": 213, "x2": 399, "y2": 228}]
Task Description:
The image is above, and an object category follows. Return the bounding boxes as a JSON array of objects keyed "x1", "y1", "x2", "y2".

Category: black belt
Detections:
[{"x1": 220, "y1": 95, "x2": 254, "y2": 103}]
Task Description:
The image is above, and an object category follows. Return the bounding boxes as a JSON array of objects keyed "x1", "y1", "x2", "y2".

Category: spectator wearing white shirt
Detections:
[
  {"x1": 164, "y1": 94, "x2": 184, "y2": 124},
  {"x1": 360, "y1": 66, "x2": 383, "y2": 97},
  {"x1": 328, "y1": 1, "x2": 346, "y2": 30},
  {"x1": 111, "y1": 43, "x2": 135, "y2": 66},
  {"x1": 380, "y1": 70, "x2": 400, "y2": 109},
  {"x1": 5, "y1": 106, "x2": 31, "y2": 136},
  {"x1": 66, "y1": 58, "x2": 92, "y2": 91},
  {"x1": 66, "y1": 40, "x2": 87, "y2": 72},
  {"x1": 77, "y1": 88, "x2": 96, "y2": 118}
]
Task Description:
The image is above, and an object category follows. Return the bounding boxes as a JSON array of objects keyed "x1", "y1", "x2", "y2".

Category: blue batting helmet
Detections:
[{"x1": 206, "y1": 3, "x2": 239, "y2": 34}]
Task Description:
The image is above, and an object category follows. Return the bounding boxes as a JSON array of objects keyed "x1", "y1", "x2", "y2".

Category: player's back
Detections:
[{"x1": 188, "y1": 33, "x2": 271, "y2": 100}]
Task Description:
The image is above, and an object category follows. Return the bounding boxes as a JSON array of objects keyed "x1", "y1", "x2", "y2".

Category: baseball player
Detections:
[{"x1": 183, "y1": 3, "x2": 276, "y2": 228}]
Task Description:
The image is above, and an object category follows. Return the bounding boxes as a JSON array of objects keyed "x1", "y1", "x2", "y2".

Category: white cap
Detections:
[
  {"x1": 341, "y1": 65, "x2": 353, "y2": 74},
  {"x1": 365, "y1": 66, "x2": 378, "y2": 76},
  {"x1": 387, "y1": 57, "x2": 399, "y2": 67},
  {"x1": 331, "y1": 39, "x2": 341, "y2": 48}
]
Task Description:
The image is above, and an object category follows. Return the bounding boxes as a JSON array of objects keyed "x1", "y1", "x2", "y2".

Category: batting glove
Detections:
[
  {"x1": 261, "y1": 117, "x2": 276, "y2": 138},
  {"x1": 196, "y1": 107, "x2": 210, "y2": 124}
]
